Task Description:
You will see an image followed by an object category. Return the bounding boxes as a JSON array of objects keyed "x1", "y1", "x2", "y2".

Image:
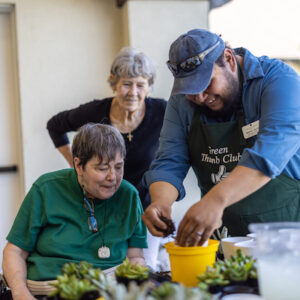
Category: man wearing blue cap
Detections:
[{"x1": 142, "y1": 28, "x2": 300, "y2": 246}]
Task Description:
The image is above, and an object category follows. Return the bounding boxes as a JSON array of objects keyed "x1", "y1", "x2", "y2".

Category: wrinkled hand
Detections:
[
  {"x1": 142, "y1": 202, "x2": 171, "y2": 237},
  {"x1": 176, "y1": 196, "x2": 224, "y2": 246}
]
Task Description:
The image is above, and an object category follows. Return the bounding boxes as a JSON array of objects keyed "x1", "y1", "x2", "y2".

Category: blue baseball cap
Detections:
[{"x1": 167, "y1": 29, "x2": 225, "y2": 95}]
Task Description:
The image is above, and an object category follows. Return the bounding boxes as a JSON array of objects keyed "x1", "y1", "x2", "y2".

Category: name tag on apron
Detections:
[{"x1": 242, "y1": 120, "x2": 259, "y2": 139}]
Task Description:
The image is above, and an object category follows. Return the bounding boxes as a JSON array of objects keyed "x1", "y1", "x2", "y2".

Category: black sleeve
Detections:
[{"x1": 46, "y1": 99, "x2": 109, "y2": 148}]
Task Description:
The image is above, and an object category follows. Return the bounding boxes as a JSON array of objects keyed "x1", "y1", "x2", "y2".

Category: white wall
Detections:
[
  {"x1": 0, "y1": 0, "x2": 124, "y2": 191},
  {"x1": 209, "y1": 0, "x2": 300, "y2": 59}
]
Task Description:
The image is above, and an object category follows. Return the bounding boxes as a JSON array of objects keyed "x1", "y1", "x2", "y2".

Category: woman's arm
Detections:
[
  {"x1": 2, "y1": 242, "x2": 36, "y2": 300},
  {"x1": 58, "y1": 144, "x2": 73, "y2": 167},
  {"x1": 126, "y1": 247, "x2": 145, "y2": 266},
  {"x1": 47, "y1": 100, "x2": 103, "y2": 166}
]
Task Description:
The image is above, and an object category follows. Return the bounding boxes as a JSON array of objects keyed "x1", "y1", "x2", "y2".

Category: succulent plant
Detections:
[
  {"x1": 115, "y1": 258, "x2": 149, "y2": 281},
  {"x1": 49, "y1": 274, "x2": 98, "y2": 300},
  {"x1": 197, "y1": 249, "x2": 258, "y2": 291},
  {"x1": 49, "y1": 261, "x2": 115, "y2": 299},
  {"x1": 101, "y1": 281, "x2": 151, "y2": 300},
  {"x1": 149, "y1": 281, "x2": 211, "y2": 300},
  {"x1": 197, "y1": 265, "x2": 230, "y2": 291},
  {"x1": 220, "y1": 249, "x2": 257, "y2": 282}
]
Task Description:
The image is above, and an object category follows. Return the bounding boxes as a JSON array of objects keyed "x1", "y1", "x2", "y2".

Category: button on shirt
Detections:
[{"x1": 143, "y1": 48, "x2": 300, "y2": 200}]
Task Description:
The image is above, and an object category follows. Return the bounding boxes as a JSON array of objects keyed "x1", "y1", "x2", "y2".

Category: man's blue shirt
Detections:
[{"x1": 144, "y1": 48, "x2": 300, "y2": 200}]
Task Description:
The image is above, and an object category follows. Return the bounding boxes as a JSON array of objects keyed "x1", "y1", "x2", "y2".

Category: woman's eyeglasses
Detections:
[
  {"x1": 83, "y1": 196, "x2": 98, "y2": 233},
  {"x1": 167, "y1": 40, "x2": 221, "y2": 75}
]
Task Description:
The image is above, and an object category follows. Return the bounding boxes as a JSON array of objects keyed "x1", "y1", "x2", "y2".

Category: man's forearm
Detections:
[
  {"x1": 176, "y1": 165, "x2": 272, "y2": 245},
  {"x1": 207, "y1": 165, "x2": 271, "y2": 208},
  {"x1": 149, "y1": 181, "x2": 179, "y2": 206}
]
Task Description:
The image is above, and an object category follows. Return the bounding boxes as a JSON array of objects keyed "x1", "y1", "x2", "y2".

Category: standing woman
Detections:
[{"x1": 47, "y1": 47, "x2": 167, "y2": 270}]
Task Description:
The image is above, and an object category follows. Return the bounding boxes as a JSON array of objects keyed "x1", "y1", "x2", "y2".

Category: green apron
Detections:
[{"x1": 188, "y1": 108, "x2": 300, "y2": 236}]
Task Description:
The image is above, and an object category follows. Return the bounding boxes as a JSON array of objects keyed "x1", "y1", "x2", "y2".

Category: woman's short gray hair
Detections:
[
  {"x1": 108, "y1": 47, "x2": 156, "y2": 88},
  {"x1": 72, "y1": 123, "x2": 126, "y2": 169}
]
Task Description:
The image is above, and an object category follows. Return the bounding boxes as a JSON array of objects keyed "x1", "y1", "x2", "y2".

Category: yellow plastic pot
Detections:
[{"x1": 165, "y1": 239, "x2": 219, "y2": 287}]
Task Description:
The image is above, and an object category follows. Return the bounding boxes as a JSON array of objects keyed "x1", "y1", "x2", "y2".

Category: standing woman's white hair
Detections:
[{"x1": 108, "y1": 47, "x2": 156, "y2": 89}]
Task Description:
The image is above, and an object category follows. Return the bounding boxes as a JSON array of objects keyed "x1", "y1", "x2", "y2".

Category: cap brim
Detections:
[{"x1": 170, "y1": 61, "x2": 214, "y2": 96}]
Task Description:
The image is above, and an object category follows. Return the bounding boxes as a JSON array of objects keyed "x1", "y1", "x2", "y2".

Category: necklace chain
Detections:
[{"x1": 82, "y1": 189, "x2": 107, "y2": 247}]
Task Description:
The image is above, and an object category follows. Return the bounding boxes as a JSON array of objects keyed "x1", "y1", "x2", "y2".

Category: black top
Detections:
[{"x1": 47, "y1": 97, "x2": 167, "y2": 209}]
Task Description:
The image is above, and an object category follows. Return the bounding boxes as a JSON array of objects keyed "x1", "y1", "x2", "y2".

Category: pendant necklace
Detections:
[
  {"x1": 97, "y1": 200, "x2": 110, "y2": 259},
  {"x1": 127, "y1": 131, "x2": 133, "y2": 142},
  {"x1": 82, "y1": 186, "x2": 110, "y2": 259}
]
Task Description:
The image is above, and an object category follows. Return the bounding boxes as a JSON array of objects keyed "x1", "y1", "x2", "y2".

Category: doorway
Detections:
[{"x1": 0, "y1": 4, "x2": 24, "y2": 271}]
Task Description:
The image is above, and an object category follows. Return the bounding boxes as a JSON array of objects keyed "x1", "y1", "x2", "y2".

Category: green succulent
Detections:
[
  {"x1": 101, "y1": 281, "x2": 151, "y2": 300},
  {"x1": 149, "y1": 281, "x2": 211, "y2": 300},
  {"x1": 197, "y1": 249, "x2": 258, "y2": 289},
  {"x1": 49, "y1": 274, "x2": 97, "y2": 300},
  {"x1": 49, "y1": 261, "x2": 115, "y2": 299},
  {"x1": 221, "y1": 249, "x2": 257, "y2": 282},
  {"x1": 115, "y1": 258, "x2": 149, "y2": 280},
  {"x1": 197, "y1": 265, "x2": 230, "y2": 291}
]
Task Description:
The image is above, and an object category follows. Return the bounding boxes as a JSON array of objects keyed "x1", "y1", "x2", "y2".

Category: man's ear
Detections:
[{"x1": 224, "y1": 48, "x2": 237, "y2": 72}]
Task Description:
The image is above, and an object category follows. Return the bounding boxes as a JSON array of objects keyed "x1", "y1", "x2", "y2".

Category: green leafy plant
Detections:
[
  {"x1": 197, "y1": 265, "x2": 229, "y2": 291},
  {"x1": 149, "y1": 281, "x2": 211, "y2": 300},
  {"x1": 219, "y1": 249, "x2": 257, "y2": 282},
  {"x1": 115, "y1": 258, "x2": 149, "y2": 280},
  {"x1": 101, "y1": 281, "x2": 151, "y2": 300},
  {"x1": 49, "y1": 261, "x2": 113, "y2": 299},
  {"x1": 49, "y1": 274, "x2": 97, "y2": 300},
  {"x1": 197, "y1": 249, "x2": 257, "y2": 291}
]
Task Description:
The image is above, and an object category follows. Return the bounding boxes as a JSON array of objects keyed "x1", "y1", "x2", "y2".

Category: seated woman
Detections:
[
  {"x1": 46, "y1": 47, "x2": 167, "y2": 270},
  {"x1": 2, "y1": 123, "x2": 147, "y2": 299}
]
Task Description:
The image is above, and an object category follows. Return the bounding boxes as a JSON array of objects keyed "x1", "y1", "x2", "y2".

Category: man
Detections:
[{"x1": 142, "y1": 28, "x2": 300, "y2": 246}]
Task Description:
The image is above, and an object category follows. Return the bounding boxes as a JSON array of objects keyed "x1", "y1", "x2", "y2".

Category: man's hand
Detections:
[
  {"x1": 176, "y1": 166, "x2": 271, "y2": 246},
  {"x1": 176, "y1": 196, "x2": 224, "y2": 246},
  {"x1": 142, "y1": 202, "x2": 172, "y2": 237},
  {"x1": 142, "y1": 181, "x2": 178, "y2": 236}
]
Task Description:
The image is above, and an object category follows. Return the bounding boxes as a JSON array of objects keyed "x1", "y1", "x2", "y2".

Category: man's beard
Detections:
[{"x1": 198, "y1": 71, "x2": 242, "y2": 121}]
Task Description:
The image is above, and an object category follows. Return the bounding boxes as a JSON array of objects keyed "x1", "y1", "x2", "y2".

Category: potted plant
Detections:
[
  {"x1": 197, "y1": 265, "x2": 229, "y2": 294},
  {"x1": 149, "y1": 281, "x2": 211, "y2": 300},
  {"x1": 198, "y1": 249, "x2": 258, "y2": 295},
  {"x1": 49, "y1": 261, "x2": 112, "y2": 300},
  {"x1": 115, "y1": 258, "x2": 149, "y2": 287}
]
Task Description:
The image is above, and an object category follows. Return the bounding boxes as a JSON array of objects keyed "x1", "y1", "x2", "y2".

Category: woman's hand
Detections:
[
  {"x1": 2, "y1": 242, "x2": 34, "y2": 300},
  {"x1": 12, "y1": 290, "x2": 37, "y2": 300},
  {"x1": 126, "y1": 247, "x2": 146, "y2": 265}
]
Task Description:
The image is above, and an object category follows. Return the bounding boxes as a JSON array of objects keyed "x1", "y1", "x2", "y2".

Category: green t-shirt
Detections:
[{"x1": 7, "y1": 169, "x2": 147, "y2": 280}]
